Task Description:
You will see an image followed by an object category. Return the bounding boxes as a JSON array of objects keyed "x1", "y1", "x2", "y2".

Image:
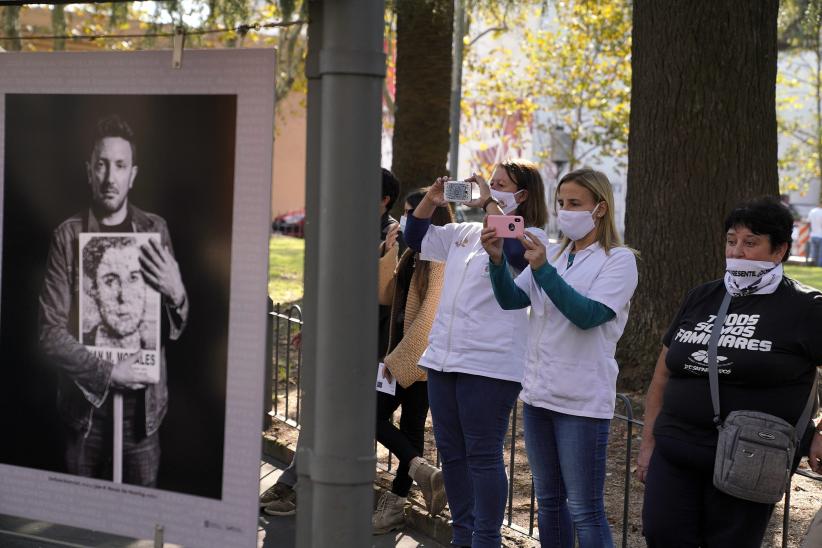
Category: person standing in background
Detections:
[{"x1": 807, "y1": 200, "x2": 822, "y2": 267}]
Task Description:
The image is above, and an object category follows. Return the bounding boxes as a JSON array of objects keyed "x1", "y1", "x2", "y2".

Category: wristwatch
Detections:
[{"x1": 482, "y1": 196, "x2": 501, "y2": 211}]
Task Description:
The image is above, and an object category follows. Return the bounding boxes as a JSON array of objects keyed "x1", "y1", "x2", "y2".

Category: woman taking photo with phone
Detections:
[
  {"x1": 482, "y1": 168, "x2": 638, "y2": 548},
  {"x1": 373, "y1": 189, "x2": 452, "y2": 533},
  {"x1": 403, "y1": 159, "x2": 548, "y2": 548}
]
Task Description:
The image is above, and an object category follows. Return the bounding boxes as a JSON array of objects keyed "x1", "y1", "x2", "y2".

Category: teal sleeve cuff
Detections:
[
  {"x1": 531, "y1": 262, "x2": 616, "y2": 329},
  {"x1": 489, "y1": 255, "x2": 531, "y2": 310}
]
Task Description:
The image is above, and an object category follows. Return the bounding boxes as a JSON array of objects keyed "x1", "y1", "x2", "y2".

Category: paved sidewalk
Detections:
[
  {"x1": 258, "y1": 457, "x2": 446, "y2": 548},
  {"x1": 0, "y1": 457, "x2": 444, "y2": 547},
  {"x1": 0, "y1": 513, "x2": 167, "y2": 547}
]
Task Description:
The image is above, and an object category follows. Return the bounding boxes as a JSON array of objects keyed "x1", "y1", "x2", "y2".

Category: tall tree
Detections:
[
  {"x1": 460, "y1": 1, "x2": 631, "y2": 179},
  {"x1": 520, "y1": 1, "x2": 632, "y2": 173},
  {"x1": 391, "y1": 0, "x2": 454, "y2": 211},
  {"x1": 618, "y1": 1, "x2": 780, "y2": 388},
  {"x1": 2, "y1": 6, "x2": 22, "y2": 52},
  {"x1": 776, "y1": 0, "x2": 822, "y2": 198}
]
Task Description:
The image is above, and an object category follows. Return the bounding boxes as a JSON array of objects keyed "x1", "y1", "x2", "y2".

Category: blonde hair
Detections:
[{"x1": 554, "y1": 168, "x2": 635, "y2": 256}]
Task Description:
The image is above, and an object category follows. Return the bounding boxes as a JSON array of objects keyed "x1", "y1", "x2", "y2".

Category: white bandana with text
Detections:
[{"x1": 723, "y1": 258, "x2": 782, "y2": 296}]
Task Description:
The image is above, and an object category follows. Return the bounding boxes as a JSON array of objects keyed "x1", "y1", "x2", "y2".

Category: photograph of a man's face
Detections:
[
  {"x1": 80, "y1": 234, "x2": 160, "y2": 353},
  {"x1": 87, "y1": 136, "x2": 138, "y2": 216}
]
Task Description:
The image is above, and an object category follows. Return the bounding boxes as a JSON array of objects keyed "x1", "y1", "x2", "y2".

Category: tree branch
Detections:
[{"x1": 468, "y1": 25, "x2": 507, "y2": 47}]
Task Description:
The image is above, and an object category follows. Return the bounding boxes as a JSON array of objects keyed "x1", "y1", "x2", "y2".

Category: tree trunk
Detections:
[
  {"x1": 2, "y1": 6, "x2": 22, "y2": 52},
  {"x1": 618, "y1": 0, "x2": 779, "y2": 390},
  {"x1": 51, "y1": 4, "x2": 66, "y2": 51},
  {"x1": 391, "y1": 0, "x2": 453, "y2": 214}
]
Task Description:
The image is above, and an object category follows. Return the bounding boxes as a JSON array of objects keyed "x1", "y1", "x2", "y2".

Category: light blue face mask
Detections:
[{"x1": 399, "y1": 215, "x2": 407, "y2": 232}]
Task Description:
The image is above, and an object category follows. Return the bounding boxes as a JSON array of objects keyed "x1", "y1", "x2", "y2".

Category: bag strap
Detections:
[
  {"x1": 708, "y1": 291, "x2": 819, "y2": 439},
  {"x1": 795, "y1": 370, "x2": 819, "y2": 439},
  {"x1": 708, "y1": 292, "x2": 733, "y2": 428}
]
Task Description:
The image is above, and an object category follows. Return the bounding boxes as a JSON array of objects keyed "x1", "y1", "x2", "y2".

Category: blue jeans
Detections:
[
  {"x1": 427, "y1": 369, "x2": 521, "y2": 548},
  {"x1": 811, "y1": 236, "x2": 822, "y2": 267},
  {"x1": 523, "y1": 404, "x2": 613, "y2": 548}
]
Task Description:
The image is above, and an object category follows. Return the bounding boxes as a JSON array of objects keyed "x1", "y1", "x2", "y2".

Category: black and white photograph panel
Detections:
[{"x1": 0, "y1": 93, "x2": 237, "y2": 499}]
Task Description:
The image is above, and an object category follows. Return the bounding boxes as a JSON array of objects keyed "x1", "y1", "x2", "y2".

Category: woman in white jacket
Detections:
[
  {"x1": 404, "y1": 159, "x2": 549, "y2": 548},
  {"x1": 482, "y1": 168, "x2": 638, "y2": 548}
]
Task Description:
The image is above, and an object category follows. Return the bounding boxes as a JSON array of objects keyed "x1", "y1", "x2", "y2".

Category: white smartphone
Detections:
[{"x1": 444, "y1": 180, "x2": 474, "y2": 202}]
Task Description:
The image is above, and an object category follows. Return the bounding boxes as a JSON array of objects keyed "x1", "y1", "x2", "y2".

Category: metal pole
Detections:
[
  {"x1": 153, "y1": 524, "x2": 164, "y2": 548},
  {"x1": 295, "y1": 1, "x2": 323, "y2": 545},
  {"x1": 303, "y1": 1, "x2": 385, "y2": 545},
  {"x1": 448, "y1": 0, "x2": 465, "y2": 176},
  {"x1": 113, "y1": 392, "x2": 123, "y2": 483},
  {"x1": 782, "y1": 479, "x2": 791, "y2": 548}
]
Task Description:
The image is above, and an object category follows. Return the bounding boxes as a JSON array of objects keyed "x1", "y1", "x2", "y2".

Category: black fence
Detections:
[
  {"x1": 264, "y1": 302, "x2": 820, "y2": 547},
  {"x1": 265, "y1": 301, "x2": 303, "y2": 428}
]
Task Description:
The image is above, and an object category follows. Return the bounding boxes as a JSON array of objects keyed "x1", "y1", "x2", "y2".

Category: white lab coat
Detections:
[
  {"x1": 514, "y1": 242, "x2": 638, "y2": 419},
  {"x1": 419, "y1": 222, "x2": 549, "y2": 383}
]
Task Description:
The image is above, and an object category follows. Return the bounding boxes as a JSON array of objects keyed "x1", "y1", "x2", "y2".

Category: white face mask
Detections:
[
  {"x1": 490, "y1": 188, "x2": 524, "y2": 215},
  {"x1": 724, "y1": 258, "x2": 783, "y2": 296},
  {"x1": 558, "y1": 204, "x2": 600, "y2": 241},
  {"x1": 399, "y1": 215, "x2": 407, "y2": 232}
]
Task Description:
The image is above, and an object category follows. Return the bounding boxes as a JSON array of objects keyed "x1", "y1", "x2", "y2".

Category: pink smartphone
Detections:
[{"x1": 486, "y1": 215, "x2": 524, "y2": 239}]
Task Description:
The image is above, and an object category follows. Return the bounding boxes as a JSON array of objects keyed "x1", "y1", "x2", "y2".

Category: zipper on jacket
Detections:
[
  {"x1": 532, "y1": 309, "x2": 548, "y2": 365},
  {"x1": 440, "y1": 249, "x2": 476, "y2": 369}
]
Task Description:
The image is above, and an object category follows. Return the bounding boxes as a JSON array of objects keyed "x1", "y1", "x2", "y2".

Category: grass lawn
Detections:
[
  {"x1": 785, "y1": 263, "x2": 822, "y2": 291},
  {"x1": 268, "y1": 234, "x2": 305, "y2": 304},
  {"x1": 266, "y1": 236, "x2": 822, "y2": 302}
]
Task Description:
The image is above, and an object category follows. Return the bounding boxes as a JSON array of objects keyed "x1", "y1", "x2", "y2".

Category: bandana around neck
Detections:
[{"x1": 723, "y1": 258, "x2": 783, "y2": 296}]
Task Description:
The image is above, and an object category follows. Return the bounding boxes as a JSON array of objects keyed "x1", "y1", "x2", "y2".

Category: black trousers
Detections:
[
  {"x1": 642, "y1": 434, "x2": 774, "y2": 548},
  {"x1": 375, "y1": 381, "x2": 429, "y2": 497}
]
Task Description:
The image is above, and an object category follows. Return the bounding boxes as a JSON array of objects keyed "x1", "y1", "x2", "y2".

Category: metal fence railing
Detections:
[
  {"x1": 264, "y1": 301, "x2": 820, "y2": 547},
  {"x1": 264, "y1": 301, "x2": 303, "y2": 428}
]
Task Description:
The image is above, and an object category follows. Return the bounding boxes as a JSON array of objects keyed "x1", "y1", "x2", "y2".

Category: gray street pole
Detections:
[
  {"x1": 448, "y1": 0, "x2": 466, "y2": 176},
  {"x1": 299, "y1": 1, "x2": 385, "y2": 546},
  {"x1": 294, "y1": 1, "x2": 323, "y2": 546}
]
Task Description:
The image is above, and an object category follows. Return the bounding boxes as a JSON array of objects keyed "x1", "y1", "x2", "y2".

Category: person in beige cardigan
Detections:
[{"x1": 373, "y1": 189, "x2": 453, "y2": 534}]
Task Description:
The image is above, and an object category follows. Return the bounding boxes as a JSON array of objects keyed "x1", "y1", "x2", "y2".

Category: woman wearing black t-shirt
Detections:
[{"x1": 638, "y1": 197, "x2": 822, "y2": 548}]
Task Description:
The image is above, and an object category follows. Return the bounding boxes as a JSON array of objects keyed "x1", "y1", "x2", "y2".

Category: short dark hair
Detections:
[
  {"x1": 724, "y1": 196, "x2": 793, "y2": 262},
  {"x1": 382, "y1": 168, "x2": 400, "y2": 212},
  {"x1": 82, "y1": 235, "x2": 139, "y2": 290},
  {"x1": 91, "y1": 115, "x2": 138, "y2": 165},
  {"x1": 405, "y1": 189, "x2": 426, "y2": 210}
]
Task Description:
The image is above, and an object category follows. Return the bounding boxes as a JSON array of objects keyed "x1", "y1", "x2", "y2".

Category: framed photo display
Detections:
[{"x1": 0, "y1": 49, "x2": 275, "y2": 547}]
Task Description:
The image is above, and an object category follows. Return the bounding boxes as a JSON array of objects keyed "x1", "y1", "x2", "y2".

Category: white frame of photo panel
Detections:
[{"x1": 0, "y1": 49, "x2": 275, "y2": 547}]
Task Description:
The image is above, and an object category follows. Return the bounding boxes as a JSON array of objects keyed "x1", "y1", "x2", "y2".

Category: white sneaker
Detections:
[{"x1": 372, "y1": 491, "x2": 406, "y2": 534}]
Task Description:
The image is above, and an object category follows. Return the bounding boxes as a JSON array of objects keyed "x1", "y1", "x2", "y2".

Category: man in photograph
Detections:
[{"x1": 38, "y1": 114, "x2": 188, "y2": 486}]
